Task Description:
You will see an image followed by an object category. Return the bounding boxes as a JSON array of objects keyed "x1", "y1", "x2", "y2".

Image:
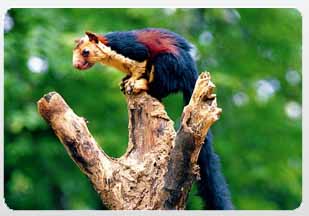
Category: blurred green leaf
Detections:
[{"x1": 4, "y1": 8, "x2": 301, "y2": 210}]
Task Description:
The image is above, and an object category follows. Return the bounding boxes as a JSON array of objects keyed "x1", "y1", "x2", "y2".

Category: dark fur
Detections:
[{"x1": 104, "y1": 28, "x2": 233, "y2": 209}]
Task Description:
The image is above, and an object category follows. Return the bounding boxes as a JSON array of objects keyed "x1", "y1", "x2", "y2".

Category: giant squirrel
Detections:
[{"x1": 72, "y1": 28, "x2": 233, "y2": 210}]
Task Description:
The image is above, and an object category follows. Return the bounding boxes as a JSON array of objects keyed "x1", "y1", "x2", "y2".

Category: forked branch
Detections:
[{"x1": 37, "y1": 72, "x2": 221, "y2": 210}]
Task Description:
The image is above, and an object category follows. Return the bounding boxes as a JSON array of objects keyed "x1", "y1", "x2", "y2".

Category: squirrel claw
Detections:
[{"x1": 120, "y1": 76, "x2": 148, "y2": 95}]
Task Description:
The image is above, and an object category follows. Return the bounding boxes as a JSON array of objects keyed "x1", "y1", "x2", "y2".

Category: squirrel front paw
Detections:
[{"x1": 120, "y1": 77, "x2": 148, "y2": 95}]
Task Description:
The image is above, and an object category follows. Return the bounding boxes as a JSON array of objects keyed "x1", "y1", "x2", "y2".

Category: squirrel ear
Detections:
[{"x1": 85, "y1": 31, "x2": 98, "y2": 43}]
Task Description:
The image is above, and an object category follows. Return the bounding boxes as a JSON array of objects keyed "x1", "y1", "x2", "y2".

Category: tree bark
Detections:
[{"x1": 37, "y1": 72, "x2": 221, "y2": 210}]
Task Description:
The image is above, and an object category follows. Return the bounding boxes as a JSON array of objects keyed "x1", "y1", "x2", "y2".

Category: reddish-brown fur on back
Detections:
[
  {"x1": 98, "y1": 35, "x2": 108, "y2": 45},
  {"x1": 136, "y1": 30, "x2": 178, "y2": 57}
]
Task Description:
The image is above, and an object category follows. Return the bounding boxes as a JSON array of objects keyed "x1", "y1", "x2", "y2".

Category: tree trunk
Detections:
[{"x1": 37, "y1": 72, "x2": 221, "y2": 210}]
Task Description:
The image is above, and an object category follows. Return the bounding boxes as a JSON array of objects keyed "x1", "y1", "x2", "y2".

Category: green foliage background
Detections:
[{"x1": 4, "y1": 8, "x2": 302, "y2": 210}]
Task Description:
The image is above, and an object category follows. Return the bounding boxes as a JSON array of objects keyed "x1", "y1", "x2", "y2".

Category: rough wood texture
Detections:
[
  {"x1": 162, "y1": 73, "x2": 221, "y2": 209},
  {"x1": 37, "y1": 72, "x2": 221, "y2": 210}
]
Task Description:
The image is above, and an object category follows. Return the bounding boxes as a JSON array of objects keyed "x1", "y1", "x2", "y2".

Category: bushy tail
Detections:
[
  {"x1": 197, "y1": 132, "x2": 234, "y2": 209},
  {"x1": 183, "y1": 90, "x2": 192, "y2": 105},
  {"x1": 183, "y1": 89, "x2": 234, "y2": 210}
]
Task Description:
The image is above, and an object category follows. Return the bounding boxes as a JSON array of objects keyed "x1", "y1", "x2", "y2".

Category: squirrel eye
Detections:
[{"x1": 82, "y1": 49, "x2": 90, "y2": 57}]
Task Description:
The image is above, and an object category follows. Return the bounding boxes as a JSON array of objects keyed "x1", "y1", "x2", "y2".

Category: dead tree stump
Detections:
[{"x1": 37, "y1": 72, "x2": 221, "y2": 210}]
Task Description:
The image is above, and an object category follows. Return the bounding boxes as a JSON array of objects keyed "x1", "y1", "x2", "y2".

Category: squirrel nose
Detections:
[
  {"x1": 73, "y1": 61, "x2": 83, "y2": 70},
  {"x1": 72, "y1": 53, "x2": 83, "y2": 69},
  {"x1": 73, "y1": 62, "x2": 80, "y2": 69}
]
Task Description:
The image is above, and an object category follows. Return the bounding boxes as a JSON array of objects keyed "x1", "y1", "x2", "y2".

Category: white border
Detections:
[{"x1": 0, "y1": 1, "x2": 307, "y2": 216}]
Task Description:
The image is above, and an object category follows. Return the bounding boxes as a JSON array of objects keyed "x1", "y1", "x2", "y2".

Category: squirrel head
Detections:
[{"x1": 72, "y1": 31, "x2": 107, "y2": 70}]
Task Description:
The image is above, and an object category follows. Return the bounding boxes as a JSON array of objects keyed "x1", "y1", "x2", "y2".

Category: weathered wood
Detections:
[
  {"x1": 37, "y1": 72, "x2": 221, "y2": 209},
  {"x1": 162, "y1": 73, "x2": 221, "y2": 209}
]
